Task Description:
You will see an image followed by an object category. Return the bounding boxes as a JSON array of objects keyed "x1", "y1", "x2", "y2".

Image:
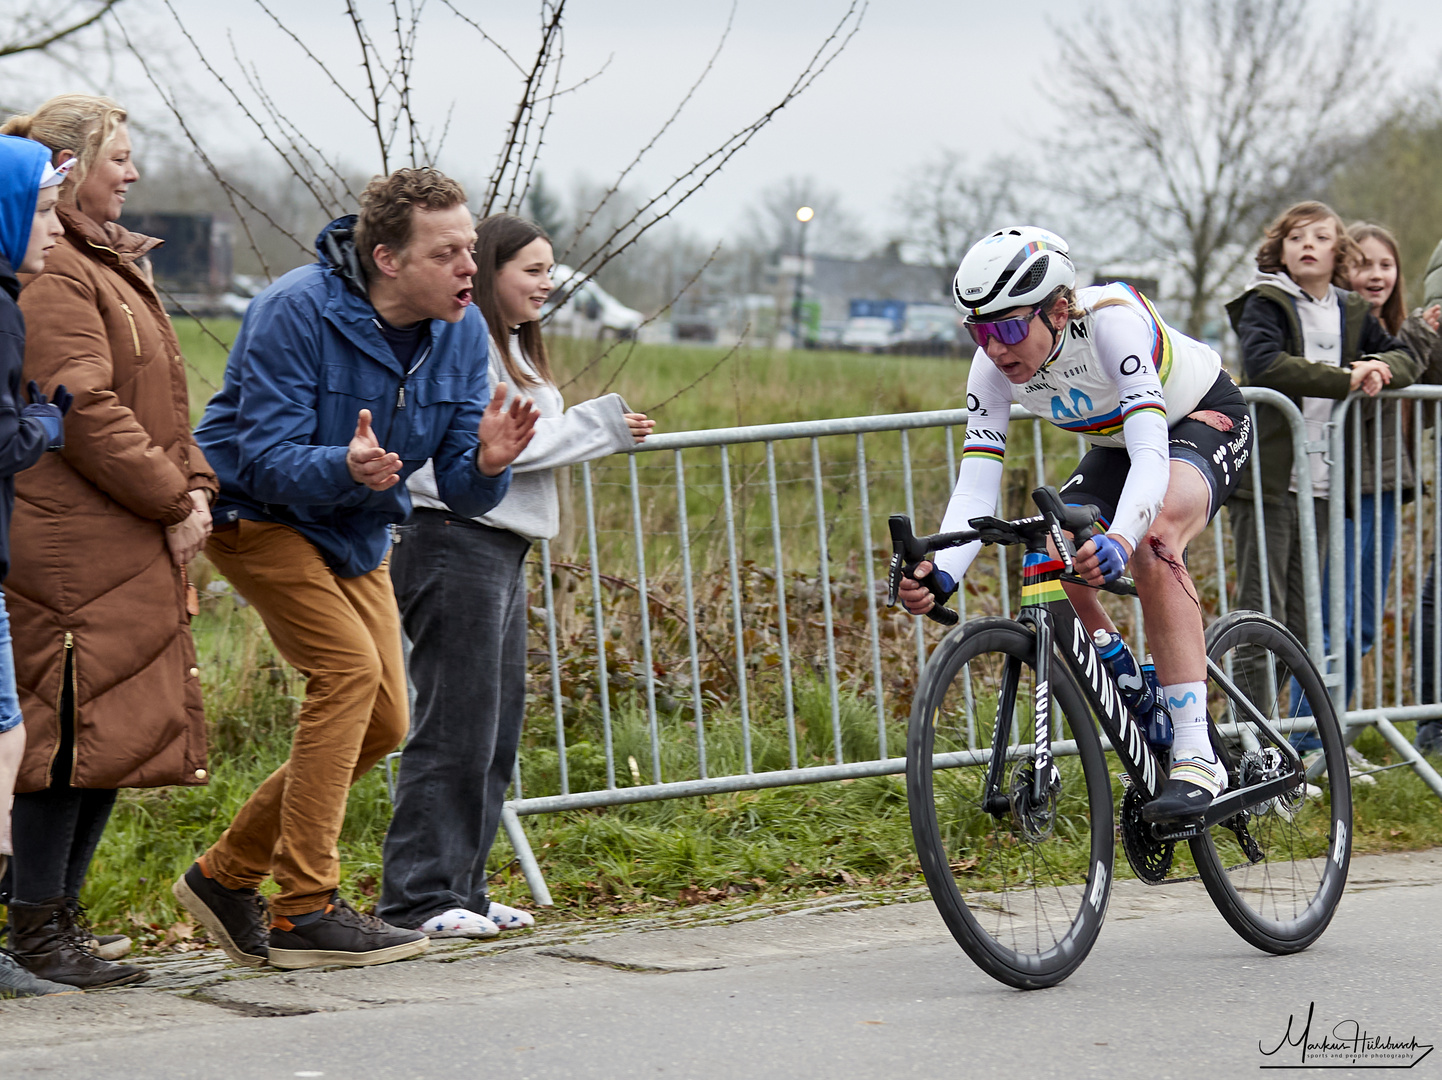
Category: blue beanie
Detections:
[{"x1": 0, "y1": 134, "x2": 50, "y2": 270}]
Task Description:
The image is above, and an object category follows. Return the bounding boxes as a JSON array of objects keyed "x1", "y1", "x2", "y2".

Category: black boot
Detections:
[
  {"x1": 65, "y1": 897, "x2": 133, "y2": 961},
  {"x1": 7, "y1": 897, "x2": 148, "y2": 989}
]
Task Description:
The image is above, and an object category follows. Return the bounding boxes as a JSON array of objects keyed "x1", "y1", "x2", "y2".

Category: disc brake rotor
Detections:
[{"x1": 1008, "y1": 763, "x2": 1059, "y2": 841}]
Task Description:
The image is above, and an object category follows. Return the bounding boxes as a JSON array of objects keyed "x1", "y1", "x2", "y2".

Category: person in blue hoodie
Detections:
[
  {"x1": 174, "y1": 168, "x2": 537, "y2": 972},
  {"x1": 0, "y1": 135, "x2": 73, "y2": 998}
]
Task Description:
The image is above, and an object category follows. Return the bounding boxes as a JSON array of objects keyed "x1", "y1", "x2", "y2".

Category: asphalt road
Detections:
[{"x1": 2, "y1": 850, "x2": 1439, "y2": 1080}]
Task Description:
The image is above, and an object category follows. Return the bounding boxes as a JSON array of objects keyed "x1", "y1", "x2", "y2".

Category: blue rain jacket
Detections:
[
  {"x1": 0, "y1": 136, "x2": 54, "y2": 579},
  {"x1": 195, "y1": 216, "x2": 508, "y2": 577}
]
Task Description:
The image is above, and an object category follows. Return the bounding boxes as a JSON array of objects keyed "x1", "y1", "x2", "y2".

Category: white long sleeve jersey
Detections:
[{"x1": 935, "y1": 283, "x2": 1223, "y2": 583}]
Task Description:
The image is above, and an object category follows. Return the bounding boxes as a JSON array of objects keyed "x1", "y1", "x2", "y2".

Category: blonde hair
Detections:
[{"x1": 1, "y1": 94, "x2": 128, "y2": 191}]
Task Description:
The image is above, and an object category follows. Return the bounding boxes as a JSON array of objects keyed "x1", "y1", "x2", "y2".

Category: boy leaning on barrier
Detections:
[
  {"x1": 1225, "y1": 201, "x2": 1414, "y2": 762},
  {"x1": 171, "y1": 167, "x2": 539, "y2": 971}
]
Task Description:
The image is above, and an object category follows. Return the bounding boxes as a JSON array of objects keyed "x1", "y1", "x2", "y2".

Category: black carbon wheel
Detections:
[
  {"x1": 1191, "y1": 611, "x2": 1352, "y2": 953},
  {"x1": 907, "y1": 617, "x2": 1115, "y2": 990}
]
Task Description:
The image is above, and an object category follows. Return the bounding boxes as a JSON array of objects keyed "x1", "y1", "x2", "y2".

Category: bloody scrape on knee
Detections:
[{"x1": 1147, "y1": 535, "x2": 1194, "y2": 590}]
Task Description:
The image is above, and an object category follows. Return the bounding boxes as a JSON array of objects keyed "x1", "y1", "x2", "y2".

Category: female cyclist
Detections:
[{"x1": 899, "y1": 226, "x2": 1253, "y2": 821}]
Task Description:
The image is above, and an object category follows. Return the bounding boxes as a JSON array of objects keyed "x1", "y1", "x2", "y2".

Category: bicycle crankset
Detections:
[
  {"x1": 1119, "y1": 785, "x2": 1174, "y2": 884},
  {"x1": 1008, "y1": 763, "x2": 1060, "y2": 841}
]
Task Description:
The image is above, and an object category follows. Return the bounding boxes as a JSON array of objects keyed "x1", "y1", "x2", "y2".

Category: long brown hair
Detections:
[
  {"x1": 475, "y1": 213, "x2": 552, "y2": 388},
  {"x1": 1347, "y1": 222, "x2": 1406, "y2": 335},
  {"x1": 1255, "y1": 200, "x2": 1357, "y2": 289}
]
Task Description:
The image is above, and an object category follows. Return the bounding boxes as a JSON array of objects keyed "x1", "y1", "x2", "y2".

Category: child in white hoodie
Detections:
[{"x1": 1225, "y1": 200, "x2": 1414, "y2": 747}]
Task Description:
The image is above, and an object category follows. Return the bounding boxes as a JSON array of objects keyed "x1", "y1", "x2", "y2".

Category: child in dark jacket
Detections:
[
  {"x1": 1226, "y1": 200, "x2": 1414, "y2": 755},
  {"x1": 0, "y1": 134, "x2": 72, "y2": 997}
]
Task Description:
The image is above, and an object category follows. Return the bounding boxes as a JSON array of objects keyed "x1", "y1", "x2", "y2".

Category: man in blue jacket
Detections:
[{"x1": 175, "y1": 168, "x2": 537, "y2": 971}]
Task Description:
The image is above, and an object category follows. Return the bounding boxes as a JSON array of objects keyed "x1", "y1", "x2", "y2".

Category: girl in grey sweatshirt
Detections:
[{"x1": 379, "y1": 214, "x2": 651, "y2": 936}]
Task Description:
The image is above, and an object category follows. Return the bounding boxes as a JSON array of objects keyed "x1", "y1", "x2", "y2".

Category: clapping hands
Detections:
[
  {"x1": 477, "y1": 384, "x2": 540, "y2": 476},
  {"x1": 347, "y1": 409, "x2": 403, "y2": 490}
]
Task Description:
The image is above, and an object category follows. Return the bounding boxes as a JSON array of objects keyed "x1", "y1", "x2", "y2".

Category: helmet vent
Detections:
[{"x1": 1007, "y1": 255, "x2": 1048, "y2": 298}]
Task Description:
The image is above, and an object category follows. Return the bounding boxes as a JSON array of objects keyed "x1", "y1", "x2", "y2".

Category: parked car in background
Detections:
[
  {"x1": 544, "y1": 265, "x2": 645, "y2": 339},
  {"x1": 840, "y1": 299, "x2": 958, "y2": 354},
  {"x1": 893, "y1": 303, "x2": 959, "y2": 354},
  {"x1": 841, "y1": 315, "x2": 897, "y2": 351}
]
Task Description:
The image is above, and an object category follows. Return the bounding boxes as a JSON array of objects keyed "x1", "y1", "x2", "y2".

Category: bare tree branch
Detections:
[
  {"x1": 0, "y1": 0, "x2": 121, "y2": 59},
  {"x1": 643, "y1": 329, "x2": 748, "y2": 416},
  {"x1": 559, "y1": 0, "x2": 736, "y2": 265},
  {"x1": 346, "y1": 0, "x2": 391, "y2": 173},
  {"x1": 116, "y1": 11, "x2": 310, "y2": 277},
  {"x1": 437, "y1": 0, "x2": 526, "y2": 75},
  {"x1": 1050, "y1": 0, "x2": 1387, "y2": 336},
  {"x1": 250, "y1": 0, "x2": 371, "y2": 124},
  {"x1": 596, "y1": 243, "x2": 721, "y2": 395},
  {"x1": 561, "y1": 2, "x2": 865, "y2": 297},
  {"x1": 558, "y1": 242, "x2": 722, "y2": 393},
  {"x1": 482, "y1": 0, "x2": 565, "y2": 216}
]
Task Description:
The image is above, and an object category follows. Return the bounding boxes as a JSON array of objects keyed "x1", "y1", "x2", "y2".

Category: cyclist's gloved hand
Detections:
[
  {"x1": 23, "y1": 380, "x2": 70, "y2": 450},
  {"x1": 1087, "y1": 533, "x2": 1130, "y2": 583},
  {"x1": 899, "y1": 560, "x2": 957, "y2": 614}
]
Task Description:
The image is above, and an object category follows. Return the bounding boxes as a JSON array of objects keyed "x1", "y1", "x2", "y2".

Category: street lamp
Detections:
[{"x1": 791, "y1": 205, "x2": 814, "y2": 347}]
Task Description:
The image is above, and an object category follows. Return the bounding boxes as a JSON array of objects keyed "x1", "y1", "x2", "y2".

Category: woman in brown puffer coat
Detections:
[{"x1": 0, "y1": 95, "x2": 217, "y2": 989}]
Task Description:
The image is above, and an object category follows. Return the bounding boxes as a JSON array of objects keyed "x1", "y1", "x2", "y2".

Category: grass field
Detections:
[{"x1": 75, "y1": 319, "x2": 1442, "y2": 950}]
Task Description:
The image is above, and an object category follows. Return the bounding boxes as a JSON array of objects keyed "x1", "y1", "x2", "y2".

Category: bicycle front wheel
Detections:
[
  {"x1": 907, "y1": 617, "x2": 1115, "y2": 990},
  {"x1": 1191, "y1": 611, "x2": 1352, "y2": 953}
]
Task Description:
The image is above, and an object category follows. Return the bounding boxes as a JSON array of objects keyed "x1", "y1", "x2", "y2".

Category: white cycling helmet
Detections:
[{"x1": 952, "y1": 226, "x2": 1075, "y2": 320}]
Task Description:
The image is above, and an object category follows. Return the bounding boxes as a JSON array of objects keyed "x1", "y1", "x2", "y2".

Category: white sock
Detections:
[
  {"x1": 1163, "y1": 680, "x2": 1225, "y2": 793},
  {"x1": 1164, "y1": 681, "x2": 1210, "y2": 758}
]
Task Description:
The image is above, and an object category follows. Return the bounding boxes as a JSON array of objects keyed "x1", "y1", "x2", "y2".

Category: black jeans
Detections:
[
  {"x1": 378, "y1": 510, "x2": 531, "y2": 928},
  {"x1": 2, "y1": 649, "x2": 118, "y2": 905}
]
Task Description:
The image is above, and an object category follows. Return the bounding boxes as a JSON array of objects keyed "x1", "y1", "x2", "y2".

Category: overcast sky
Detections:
[{"x1": 28, "y1": 0, "x2": 1442, "y2": 248}]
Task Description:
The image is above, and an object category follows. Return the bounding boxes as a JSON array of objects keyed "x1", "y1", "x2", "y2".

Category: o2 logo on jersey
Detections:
[
  {"x1": 1119, "y1": 354, "x2": 1146, "y2": 376},
  {"x1": 1051, "y1": 387, "x2": 1094, "y2": 420},
  {"x1": 967, "y1": 393, "x2": 984, "y2": 415}
]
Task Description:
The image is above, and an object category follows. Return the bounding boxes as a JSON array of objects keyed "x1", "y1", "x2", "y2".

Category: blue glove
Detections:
[
  {"x1": 926, "y1": 565, "x2": 957, "y2": 601},
  {"x1": 1088, "y1": 534, "x2": 1129, "y2": 583},
  {"x1": 23, "y1": 381, "x2": 70, "y2": 451}
]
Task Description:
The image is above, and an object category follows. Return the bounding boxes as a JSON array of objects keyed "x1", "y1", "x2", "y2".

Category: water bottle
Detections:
[
  {"x1": 1139, "y1": 654, "x2": 1173, "y2": 749},
  {"x1": 1092, "y1": 629, "x2": 1172, "y2": 748}
]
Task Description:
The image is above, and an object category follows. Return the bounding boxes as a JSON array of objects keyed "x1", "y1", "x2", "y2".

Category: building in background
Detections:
[{"x1": 125, "y1": 212, "x2": 235, "y2": 317}]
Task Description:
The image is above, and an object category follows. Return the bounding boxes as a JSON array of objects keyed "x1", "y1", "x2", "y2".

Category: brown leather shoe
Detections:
[{"x1": 7, "y1": 897, "x2": 148, "y2": 989}]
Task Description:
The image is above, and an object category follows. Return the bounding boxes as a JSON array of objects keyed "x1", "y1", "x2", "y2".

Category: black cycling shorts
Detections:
[{"x1": 1058, "y1": 371, "x2": 1252, "y2": 531}]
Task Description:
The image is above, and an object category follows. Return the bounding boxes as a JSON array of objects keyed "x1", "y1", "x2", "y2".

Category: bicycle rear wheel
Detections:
[
  {"x1": 1191, "y1": 611, "x2": 1352, "y2": 953},
  {"x1": 907, "y1": 616, "x2": 1115, "y2": 990}
]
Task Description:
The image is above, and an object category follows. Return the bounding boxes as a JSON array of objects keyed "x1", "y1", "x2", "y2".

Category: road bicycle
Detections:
[{"x1": 887, "y1": 486, "x2": 1352, "y2": 990}]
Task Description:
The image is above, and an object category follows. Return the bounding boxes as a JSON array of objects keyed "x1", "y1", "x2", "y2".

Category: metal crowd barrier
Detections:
[
  {"x1": 1323, "y1": 387, "x2": 1442, "y2": 795},
  {"x1": 384, "y1": 388, "x2": 1442, "y2": 906}
]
